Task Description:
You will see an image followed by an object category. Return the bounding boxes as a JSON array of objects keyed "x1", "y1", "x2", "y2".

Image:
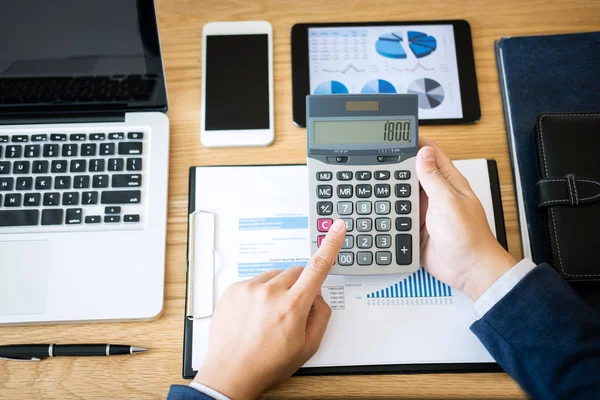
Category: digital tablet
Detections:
[{"x1": 291, "y1": 20, "x2": 481, "y2": 127}]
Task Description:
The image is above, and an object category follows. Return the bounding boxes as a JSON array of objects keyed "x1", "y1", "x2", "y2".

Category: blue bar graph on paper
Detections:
[{"x1": 366, "y1": 267, "x2": 452, "y2": 299}]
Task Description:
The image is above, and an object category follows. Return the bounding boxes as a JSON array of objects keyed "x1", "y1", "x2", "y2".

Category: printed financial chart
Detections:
[{"x1": 308, "y1": 25, "x2": 463, "y2": 119}]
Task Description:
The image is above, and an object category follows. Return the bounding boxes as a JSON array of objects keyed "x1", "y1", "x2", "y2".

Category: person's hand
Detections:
[
  {"x1": 194, "y1": 219, "x2": 346, "y2": 400},
  {"x1": 417, "y1": 138, "x2": 517, "y2": 301}
]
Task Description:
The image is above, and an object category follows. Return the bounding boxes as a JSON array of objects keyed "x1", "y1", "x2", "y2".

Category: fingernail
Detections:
[
  {"x1": 330, "y1": 219, "x2": 345, "y2": 232},
  {"x1": 420, "y1": 146, "x2": 435, "y2": 162}
]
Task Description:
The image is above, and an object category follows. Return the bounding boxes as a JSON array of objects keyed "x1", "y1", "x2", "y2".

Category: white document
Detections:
[{"x1": 190, "y1": 160, "x2": 497, "y2": 370}]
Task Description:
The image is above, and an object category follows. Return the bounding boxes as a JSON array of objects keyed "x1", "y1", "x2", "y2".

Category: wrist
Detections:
[
  {"x1": 195, "y1": 362, "x2": 263, "y2": 400},
  {"x1": 460, "y1": 242, "x2": 518, "y2": 302}
]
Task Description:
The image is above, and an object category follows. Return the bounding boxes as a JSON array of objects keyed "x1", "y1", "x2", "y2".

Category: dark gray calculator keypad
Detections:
[{"x1": 315, "y1": 169, "x2": 413, "y2": 268}]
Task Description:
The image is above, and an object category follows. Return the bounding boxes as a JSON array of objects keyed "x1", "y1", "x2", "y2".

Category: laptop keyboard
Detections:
[{"x1": 0, "y1": 130, "x2": 146, "y2": 231}]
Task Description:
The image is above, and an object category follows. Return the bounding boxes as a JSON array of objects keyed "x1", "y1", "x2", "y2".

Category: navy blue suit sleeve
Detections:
[
  {"x1": 471, "y1": 264, "x2": 600, "y2": 399},
  {"x1": 167, "y1": 385, "x2": 215, "y2": 400}
]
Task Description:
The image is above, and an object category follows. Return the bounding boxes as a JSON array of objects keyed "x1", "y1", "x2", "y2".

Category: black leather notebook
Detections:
[{"x1": 534, "y1": 113, "x2": 600, "y2": 304}]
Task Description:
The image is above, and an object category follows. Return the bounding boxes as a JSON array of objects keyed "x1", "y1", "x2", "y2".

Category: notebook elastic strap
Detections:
[{"x1": 537, "y1": 175, "x2": 600, "y2": 207}]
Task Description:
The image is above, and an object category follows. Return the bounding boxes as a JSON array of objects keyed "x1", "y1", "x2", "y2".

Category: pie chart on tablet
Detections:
[
  {"x1": 314, "y1": 80, "x2": 349, "y2": 94},
  {"x1": 407, "y1": 78, "x2": 445, "y2": 109},
  {"x1": 361, "y1": 79, "x2": 396, "y2": 94}
]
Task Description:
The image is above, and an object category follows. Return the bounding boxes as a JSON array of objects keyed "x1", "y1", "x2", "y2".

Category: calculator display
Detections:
[{"x1": 313, "y1": 119, "x2": 412, "y2": 145}]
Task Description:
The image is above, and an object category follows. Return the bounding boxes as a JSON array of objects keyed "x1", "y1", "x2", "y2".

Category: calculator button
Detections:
[
  {"x1": 317, "y1": 235, "x2": 325, "y2": 247},
  {"x1": 396, "y1": 217, "x2": 412, "y2": 231},
  {"x1": 374, "y1": 171, "x2": 390, "y2": 180},
  {"x1": 395, "y1": 184, "x2": 411, "y2": 197},
  {"x1": 317, "y1": 172, "x2": 332, "y2": 181},
  {"x1": 395, "y1": 171, "x2": 411, "y2": 180},
  {"x1": 341, "y1": 218, "x2": 354, "y2": 232},
  {"x1": 317, "y1": 202, "x2": 333, "y2": 216},
  {"x1": 376, "y1": 251, "x2": 392, "y2": 265},
  {"x1": 337, "y1": 171, "x2": 353, "y2": 181},
  {"x1": 376, "y1": 234, "x2": 392, "y2": 248},
  {"x1": 356, "y1": 201, "x2": 371, "y2": 215},
  {"x1": 357, "y1": 252, "x2": 373, "y2": 266},
  {"x1": 342, "y1": 235, "x2": 354, "y2": 249},
  {"x1": 337, "y1": 201, "x2": 353, "y2": 215},
  {"x1": 375, "y1": 218, "x2": 392, "y2": 232},
  {"x1": 374, "y1": 184, "x2": 391, "y2": 198},
  {"x1": 356, "y1": 184, "x2": 372, "y2": 198},
  {"x1": 357, "y1": 235, "x2": 373, "y2": 249},
  {"x1": 337, "y1": 185, "x2": 353, "y2": 198},
  {"x1": 317, "y1": 218, "x2": 333, "y2": 232},
  {"x1": 335, "y1": 156, "x2": 348, "y2": 163},
  {"x1": 356, "y1": 218, "x2": 372, "y2": 232},
  {"x1": 317, "y1": 185, "x2": 332, "y2": 199},
  {"x1": 395, "y1": 201, "x2": 411, "y2": 214},
  {"x1": 396, "y1": 234, "x2": 412, "y2": 265},
  {"x1": 356, "y1": 171, "x2": 371, "y2": 181},
  {"x1": 375, "y1": 201, "x2": 391, "y2": 215},
  {"x1": 338, "y1": 252, "x2": 354, "y2": 266}
]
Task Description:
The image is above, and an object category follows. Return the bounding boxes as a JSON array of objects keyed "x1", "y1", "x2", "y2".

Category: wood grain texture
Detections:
[{"x1": 1, "y1": 0, "x2": 599, "y2": 398}]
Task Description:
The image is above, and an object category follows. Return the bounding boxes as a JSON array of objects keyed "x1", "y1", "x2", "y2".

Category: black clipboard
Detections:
[{"x1": 183, "y1": 160, "x2": 507, "y2": 379}]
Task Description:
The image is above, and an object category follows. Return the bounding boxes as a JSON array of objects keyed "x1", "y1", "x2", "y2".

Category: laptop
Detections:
[{"x1": 0, "y1": 0, "x2": 169, "y2": 324}]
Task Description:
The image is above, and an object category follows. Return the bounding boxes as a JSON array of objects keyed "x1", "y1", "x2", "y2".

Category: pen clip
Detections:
[{"x1": 0, "y1": 356, "x2": 42, "y2": 362}]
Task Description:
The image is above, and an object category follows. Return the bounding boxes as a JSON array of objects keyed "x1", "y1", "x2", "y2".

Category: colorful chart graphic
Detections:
[
  {"x1": 375, "y1": 33, "x2": 407, "y2": 59},
  {"x1": 407, "y1": 78, "x2": 445, "y2": 109},
  {"x1": 366, "y1": 267, "x2": 452, "y2": 299},
  {"x1": 361, "y1": 79, "x2": 396, "y2": 94},
  {"x1": 314, "y1": 80, "x2": 349, "y2": 94},
  {"x1": 408, "y1": 31, "x2": 437, "y2": 58}
]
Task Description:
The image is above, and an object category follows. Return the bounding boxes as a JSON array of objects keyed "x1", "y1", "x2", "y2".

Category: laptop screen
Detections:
[{"x1": 0, "y1": 0, "x2": 167, "y2": 114}]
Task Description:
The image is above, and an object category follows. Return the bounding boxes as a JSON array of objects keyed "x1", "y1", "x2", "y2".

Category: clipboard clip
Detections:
[{"x1": 186, "y1": 210, "x2": 216, "y2": 320}]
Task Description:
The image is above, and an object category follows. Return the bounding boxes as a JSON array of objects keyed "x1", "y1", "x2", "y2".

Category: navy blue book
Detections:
[{"x1": 496, "y1": 32, "x2": 600, "y2": 265}]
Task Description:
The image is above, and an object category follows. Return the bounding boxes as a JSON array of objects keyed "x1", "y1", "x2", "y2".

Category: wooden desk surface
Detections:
[{"x1": 1, "y1": 0, "x2": 599, "y2": 398}]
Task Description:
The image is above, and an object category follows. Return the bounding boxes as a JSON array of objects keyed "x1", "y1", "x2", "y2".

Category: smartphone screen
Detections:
[{"x1": 205, "y1": 34, "x2": 270, "y2": 131}]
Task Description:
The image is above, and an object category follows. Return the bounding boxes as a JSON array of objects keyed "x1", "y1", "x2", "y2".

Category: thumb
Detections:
[{"x1": 416, "y1": 146, "x2": 452, "y2": 201}]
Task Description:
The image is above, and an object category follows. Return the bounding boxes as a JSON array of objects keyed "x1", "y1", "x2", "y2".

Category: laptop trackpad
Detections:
[{"x1": 0, "y1": 241, "x2": 50, "y2": 315}]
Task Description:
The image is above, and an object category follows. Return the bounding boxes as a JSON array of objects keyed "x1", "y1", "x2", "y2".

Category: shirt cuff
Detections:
[
  {"x1": 189, "y1": 382, "x2": 231, "y2": 400},
  {"x1": 473, "y1": 258, "x2": 537, "y2": 319}
]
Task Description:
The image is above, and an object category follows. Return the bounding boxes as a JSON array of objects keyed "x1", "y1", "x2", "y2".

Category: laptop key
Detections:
[
  {"x1": 54, "y1": 176, "x2": 71, "y2": 189},
  {"x1": 109, "y1": 132, "x2": 125, "y2": 140},
  {"x1": 0, "y1": 162, "x2": 9, "y2": 174},
  {"x1": 11, "y1": 135, "x2": 28, "y2": 143},
  {"x1": 0, "y1": 136, "x2": 9, "y2": 143},
  {"x1": 73, "y1": 176, "x2": 90, "y2": 189},
  {"x1": 4, "y1": 193, "x2": 21, "y2": 207},
  {"x1": 112, "y1": 174, "x2": 141, "y2": 188},
  {"x1": 108, "y1": 158, "x2": 124, "y2": 171},
  {"x1": 90, "y1": 133, "x2": 106, "y2": 141},
  {"x1": 124, "y1": 214, "x2": 140, "y2": 223},
  {"x1": 6, "y1": 145, "x2": 22, "y2": 158},
  {"x1": 62, "y1": 192, "x2": 79, "y2": 206},
  {"x1": 89, "y1": 159, "x2": 105, "y2": 172},
  {"x1": 82, "y1": 191, "x2": 99, "y2": 205},
  {"x1": 81, "y1": 143, "x2": 97, "y2": 156},
  {"x1": 92, "y1": 175, "x2": 109, "y2": 188},
  {"x1": 85, "y1": 215, "x2": 101, "y2": 224},
  {"x1": 100, "y1": 143, "x2": 115, "y2": 155},
  {"x1": 43, "y1": 192, "x2": 60, "y2": 206},
  {"x1": 101, "y1": 190, "x2": 141, "y2": 204},
  {"x1": 35, "y1": 176, "x2": 52, "y2": 190},
  {"x1": 104, "y1": 215, "x2": 121, "y2": 223},
  {"x1": 105, "y1": 206, "x2": 121, "y2": 214},
  {"x1": 66, "y1": 208, "x2": 82, "y2": 224},
  {"x1": 118, "y1": 142, "x2": 143, "y2": 155},
  {"x1": 51, "y1": 160, "x2": 68, "y2": 173},
  {"x1": 0, "y1": 177, "x2": 14, "y2": 191},
  {"x1": 43, "y1": 144, "x2": 59, "y2": 157},
  {"x1": 126, "y1": 158, "x2": 142, "y2": 171},
  {"x1": 41, "y1": 209, "x2": 64, "y2": 225},
  {"x1": 14, "y1": 161, "x2": 30, "y2": 174},
  {"x1": 32, "y1": 160, "x2": 49, "y2": 173},
  {"x1": 50, "y1": 134, "x2": 67, "y2": 141},
  {"x1": 69, "y1": 134, "x2": 86, "y2": 141},
  {"x1": 24, "y1": 193, "x2": 41, "y2": 206},
  {"x1": 62, "y1": 144, "x2": 78, "y2": 157},
  {"x1": 0, "y1": 210, "x2": 39, "y2": 226},
  {"x1": 128, "y1": 132, "x2": 144, "y2": 140},
  {"x1": 70, "y1": 159, "x2": 86, "y2": 173},
  {"x1": 16, "y1": 177, "x2": 33, "y2": 190},
  {"x1": 24, "y1": 145, "x2": 41, "y2": 157},
  {"x1": 32, "y1": 134, "x2": 48, "y2": 142}
]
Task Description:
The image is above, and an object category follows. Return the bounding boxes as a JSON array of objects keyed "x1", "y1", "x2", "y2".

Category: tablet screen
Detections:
[{"x1": 308, "y1": 25, "x2": 463, "y2": 119}]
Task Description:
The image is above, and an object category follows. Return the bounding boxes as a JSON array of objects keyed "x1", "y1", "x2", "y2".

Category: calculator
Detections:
[{"x1": 307, "y1": 94, "x2": 420, "y2": 275}]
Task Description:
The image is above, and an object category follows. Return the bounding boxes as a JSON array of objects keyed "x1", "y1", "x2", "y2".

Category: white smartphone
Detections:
[{"x1": 201, "y1": 21, "x2": 274, "y2": 148}]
